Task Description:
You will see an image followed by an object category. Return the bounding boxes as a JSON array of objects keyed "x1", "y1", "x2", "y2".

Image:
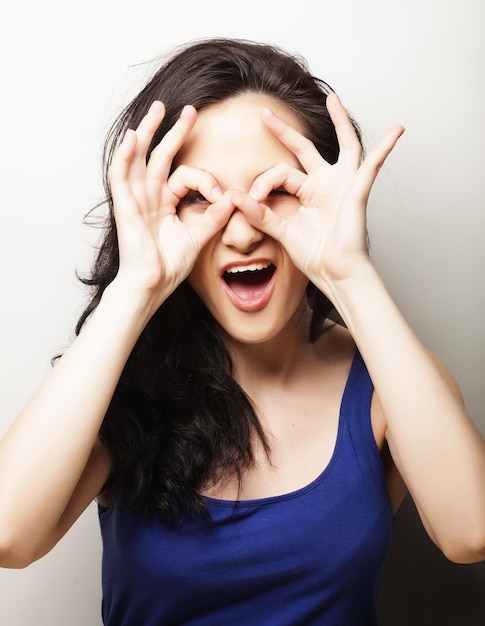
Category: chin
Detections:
[{"x1": 216, "y1": 310, "x2": 306, "y2": 347}]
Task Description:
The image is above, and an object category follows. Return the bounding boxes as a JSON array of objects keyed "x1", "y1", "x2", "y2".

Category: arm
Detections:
[
  {"x1": 238, "y1": 94, "x2": 485, "y2": 563},
  {"x1": 0, "y1": 284, "x2": 155, "y2": 568},
  {"x1": 0, "y1": 103, "x2": 232, "y2": 568},
  {"x1": 331, "y1": 264, "x2": 485, "y2": 563}
]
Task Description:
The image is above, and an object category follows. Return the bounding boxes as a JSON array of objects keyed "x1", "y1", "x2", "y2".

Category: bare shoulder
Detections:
[
  {"x1": 368, "y1": 349, "x2": 463, "y2": 513},
  {"x1": 371, "y1": 350, "x2": 465, "y2": 439}
]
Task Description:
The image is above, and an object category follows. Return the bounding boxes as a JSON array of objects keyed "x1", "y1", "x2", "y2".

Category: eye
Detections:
[
  {"x1": 178, "y1": 190, "x2": 209, "y2": 207},
  {"x1": 269, "y1": 187, "x2": 291, "y2": 197}
]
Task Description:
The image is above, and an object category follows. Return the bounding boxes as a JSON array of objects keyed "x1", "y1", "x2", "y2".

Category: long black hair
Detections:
[{"x1": 77, "y1": 38, "x2": 361, "y2": 522}]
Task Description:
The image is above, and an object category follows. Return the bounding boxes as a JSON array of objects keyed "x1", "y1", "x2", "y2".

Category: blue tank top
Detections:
[{"x1": 99, "y1": 351, "x2": 393, "y2": 625}]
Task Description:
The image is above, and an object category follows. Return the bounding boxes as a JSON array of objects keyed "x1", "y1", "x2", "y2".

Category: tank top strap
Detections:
[{"x1": 340, "y1": 350, "x2": 385, "y2": 493}]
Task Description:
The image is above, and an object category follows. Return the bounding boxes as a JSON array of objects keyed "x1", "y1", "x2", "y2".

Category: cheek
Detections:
[
  {"x1": 187, "y1": 248, "x2": 214, "y2": 301},
  {"x1": 289, "y1": 274, "x2": 310, "y2": 306},
  {"x1": 283, "y1": 260, "x2": 310, "y2": 301}
]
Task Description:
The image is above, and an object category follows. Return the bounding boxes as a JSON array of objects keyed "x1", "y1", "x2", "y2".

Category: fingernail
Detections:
[
  {"x1": 181, "y1": 104, "x2": 195, "y2": 117},
  {"x1": 249, "y1": 186, "x2": 259, "y2": 200},
  {"x1": 150, "y1": 100, "x2": 163, "y2": 112}
]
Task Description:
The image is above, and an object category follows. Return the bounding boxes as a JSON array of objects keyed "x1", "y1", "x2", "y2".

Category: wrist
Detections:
[
  {"x1": 318, "y1": 261, "x2": 386, "y2": 331},
  {"x1": 99, "y1": 277, "x2": 167, "y2": 330}
]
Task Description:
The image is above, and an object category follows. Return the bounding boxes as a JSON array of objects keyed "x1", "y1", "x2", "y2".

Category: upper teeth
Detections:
[{"x1": 225, "y1": 261, "x2": 271, "y2": 274}]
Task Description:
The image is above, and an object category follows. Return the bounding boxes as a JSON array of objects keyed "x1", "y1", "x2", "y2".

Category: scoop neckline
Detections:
[{"x1": 202, "y1": 350, "x2": 359, "y2": 509}]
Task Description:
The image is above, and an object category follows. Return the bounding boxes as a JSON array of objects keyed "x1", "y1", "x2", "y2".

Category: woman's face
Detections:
[{"x1": 176, "y1": 94, "x2": 309, "y2": 345}]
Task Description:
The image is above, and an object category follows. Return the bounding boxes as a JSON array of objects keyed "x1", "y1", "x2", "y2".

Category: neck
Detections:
[{"x1": 226, "y1": 305, "x2": 315, "y2": 389}]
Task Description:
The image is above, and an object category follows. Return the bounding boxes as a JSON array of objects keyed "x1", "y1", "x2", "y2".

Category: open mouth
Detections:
[{"x1": 223, "y1": 262, "x2": 276, "y2": 301}]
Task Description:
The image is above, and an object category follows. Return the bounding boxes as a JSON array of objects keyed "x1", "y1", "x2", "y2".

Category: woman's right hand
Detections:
[
  {"x1": 108, "y1": 101, "x2": 231, "y2": 311},
  {"x1": 1, "y1": 103, "x2": 236, "y2": 567}
]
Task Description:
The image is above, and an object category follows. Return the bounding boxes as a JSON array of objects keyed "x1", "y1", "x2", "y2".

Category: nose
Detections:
[{"x1": 221, "y1": 208, "x2": 264, "y2": 252}]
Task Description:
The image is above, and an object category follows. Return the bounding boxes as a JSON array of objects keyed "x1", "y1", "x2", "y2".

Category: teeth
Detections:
[{"x1": 225, "y1": 261, "x2": 272, "y2": 274}]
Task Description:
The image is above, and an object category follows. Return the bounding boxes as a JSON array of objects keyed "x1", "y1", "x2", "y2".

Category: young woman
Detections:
[{"x1": 1, "y1": 38, "x2": 484, "y2": 625}]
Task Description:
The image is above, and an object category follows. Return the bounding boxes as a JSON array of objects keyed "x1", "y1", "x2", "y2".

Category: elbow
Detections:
[
  {"x1": 419, "y1": 499, "x2": 485, "y2": 565},
  {"x1": 444, "y1": 546, "x2": 485, "y2": 565},
  {"x1": 0, "y1": 529, "x2": 43, "y2": 569},
  {"x1": 439, "y1": 525, "x2": 485, "y2": 565},
  {"x1": 447, "y1": 546, "x2": 485, "y2": 565},
  {"x1": 0, "y1": 544, "x2": 32, "y2": 570}
]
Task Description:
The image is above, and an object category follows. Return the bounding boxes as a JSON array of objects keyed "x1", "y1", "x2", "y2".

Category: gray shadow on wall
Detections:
[{"x1": 378, "y1": 493, "x2": 485, "y2": 625}]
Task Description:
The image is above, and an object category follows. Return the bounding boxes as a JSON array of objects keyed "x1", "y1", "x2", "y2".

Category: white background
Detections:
[{"x1": 0, "y1": 0, "x2": 484, "y2": 623}]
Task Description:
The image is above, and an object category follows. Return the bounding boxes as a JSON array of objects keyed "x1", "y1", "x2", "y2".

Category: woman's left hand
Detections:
[{"x1": 240, "y1": 94, "x2": 404, "y2": 291}]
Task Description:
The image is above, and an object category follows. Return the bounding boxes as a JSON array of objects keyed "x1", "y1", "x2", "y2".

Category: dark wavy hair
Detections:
[{"x1": 77, "y1": 38, "x2": 361, "y2": 522}]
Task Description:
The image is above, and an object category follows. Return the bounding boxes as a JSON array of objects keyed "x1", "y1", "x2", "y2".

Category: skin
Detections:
[
  {"x1": 1, "y1": 91, "x2": 485, "y2": 570},
  {"x1": 174, "y1": 94, "x2": 397, "y2": 502},
  {"x1": 176, "y1": 96, "x2": 311, "y2": 346}
]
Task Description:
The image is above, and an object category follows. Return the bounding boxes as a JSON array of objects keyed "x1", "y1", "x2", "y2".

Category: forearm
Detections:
[
  {"x1": 0, "y1": 281, "x2": 155, "y2": 562},
  {"x1": 323, "y1": 262, "x2": 485, "y2": 562}
]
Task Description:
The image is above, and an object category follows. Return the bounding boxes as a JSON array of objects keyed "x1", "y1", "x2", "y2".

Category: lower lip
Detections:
[{"x1": 222, "y1": 270, "x2": 277, "y2": 312}]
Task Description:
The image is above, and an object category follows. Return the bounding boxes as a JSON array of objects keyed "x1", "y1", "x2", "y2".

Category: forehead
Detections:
[{"x1": 176, "y1": 93, "x2": 304, "y2": 182}]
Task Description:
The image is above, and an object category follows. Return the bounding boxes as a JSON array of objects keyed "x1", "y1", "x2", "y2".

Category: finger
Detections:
[
  {"x1": 109, "y1": 129, "x2": 139, "y2": 213},
  {"x1": 261, "y1": 107, "x2": 324, "y2": 172},
  {"x1": 349, "y1": 125, "x2": 405, "y2": 205},
  {"x1": 228, "y1": 190, "x2": 288, "y2": 244},
  {"x1": 132, "y1": 101, "x2": 166, "y2": 158},
  {"x1": 168, "y1": 165, "x2": 222, "y2": 205},
  {"x1": 146, "y1": 105, "x2": 197, "y2": 184},
  {"x1": 115, "y1": 101, "x2": 167, "y2": 188},
  {"x1": 134, "y1": 106, "x2": 198, "y2": 211},
  {"x1": 109, "y1": 128, "x2": 137, "y2": 182},
  {"x1": 249, "y1": 163, "x2": 306, "y2": 202},
  {"x1": 325, "y1": 93, "x2": 362, "y2": 167}
]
